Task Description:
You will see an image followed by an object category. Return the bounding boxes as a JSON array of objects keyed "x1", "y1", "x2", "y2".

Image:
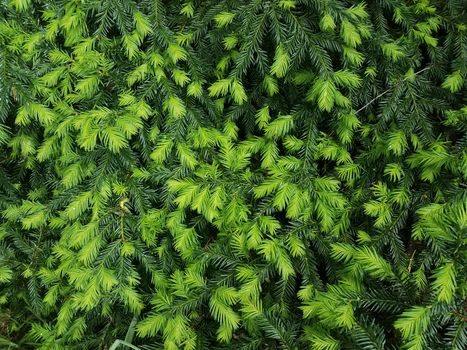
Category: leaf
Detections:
[
  {"x1": 306, "y1": 330, "x2": 341, "y2": 350},
  {"x1": 287, "y1": 234, "x2": 306, "y2": 257},
  {"x1": 307, "y1": 78, "x2": 336, "y2": 112},
  {"x1": 62, "y1": 163, "x2": 85, "y2": 189},
  {"x1": 387, "y1": 130, "x2": 408, "y2": 156},
  {"x1": 208, "y1": 79, "x2": 231, "y2": 97},
  {"x1": 345, "y1": 3, "x2": 368, "y2": 19},
  {"x1": 354, "y1": 247, "x2": 394, "y2": 279},
  {"x1": 336, "y1": 163, "x2": 361, "y2": 182},
  {"x1": 333, "y1": 70, "x2": 362, "y2": 88},
  {"x1": 172, "y1": 69, "x2": 190, "y2": 87},
  {"x1": 163, "y1": 95, "x2": 186, "y2": 118},
  {"x1": 214, "y1": 12, "x2": 235, "y2": 27},
  {"x1": 384, "y1": 163, "x2": 404, "y2": 182},
  {"x1": 176, "y1": 143, "x2": 198, "y2": 169},
  {"x1": 137, "y1": 314, "x2": 167, "y2": 337},
  {"x1": 127, "y1": 64, "x2": 148, "y2": 86},
  {"x1": 209, "y1": 287, "x2": 240, "y2": 341},
  {"x1": 16, "y1": 103, "x2": 55, "y2": 126},
  {"x1": 116, "y1": 114, "x2": 143, "y2": 137},
  {"x1": 263, "y1": 75, "x2": 279, "y2": 96},
  {"x1": 122, "y1": 34, "x2": 141, "y2": 60},
  {"x1": 270, "y1": 44, "x2": 290, "y2": 78},
  {"x1": 119, "y1": 286, "x2": 144, "y2": 313},
  {"x1": 230, "y1": 79, "x2": 247, "y2": 104},
  {"x1": 167, "y1": 43, "x2": 187, "y2": 63},
  {"x1": 180, "y1": 2, "x2": 194, "y2": 18},
  {"x1": 150, "y1": 138, "x2": 174, "y2": 164},
  {"x1": 394, "y1": 306, "x2": 431, "y2": 339},
  {"x1": 170, "y1": 180, "x2": 199, "y2": 209},
  {"x1": 255, "y1": 105, "x2": 270, "y2": 130},
  {"x1": 0, "y1": 266, "x2": 13, "y2": 283},
  {"x1": 223, "y1": 35, "x2": 238, "y2": 50},
  {"x1": 341, "y1": 20, "x2": 362, "y2": 48},
  {"x1": 10, "y1": 0, "x2": 31, "y2": 12},
  {"x1": 101, "y1": 126, "x2": 128, "y2": 152},
  {"x1": 265, "y1": 115, "x2": 294, "y2": 138},
  {"x1": 187, "y1": 80, "x2": 203, "y2": 97},
  {"x1": 258, "y1": 239, "x2": 294, "y2": 279},
  {"x1": 442, "y1": 70, "x2": 463, "y2": 93},
  {"x1": 65, "y1": 191, "x2": 93, "y2": 220},
  {"x1": 343, "y1": 46, "x2": 364, "y2": 66},
  {"x1": 78, "y1": 236, "x2": 102, "y2": 266},
  {"x1": 431, "y1": 262, "x2": 457, "y2": 303},
  {"x1": 331, "y1": 243, "x2": 356, "y2": 263},
  {"x1": 381, "y1": 42, "x2": 406, "y2": 62},
  {"x1": 134, "y1": 11, "x2": 152, "y2": 38},
  {"x1": 320, "y1": 13, "x2": 336, "y2": 31},
  {"x1": 277, "y1": 0, "x2": 296, "y2": 10}
]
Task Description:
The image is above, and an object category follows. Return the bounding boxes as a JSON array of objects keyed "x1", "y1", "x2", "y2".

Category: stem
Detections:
[{"x1": 355, "y1": 66, "x2": 432, "y2": 114}]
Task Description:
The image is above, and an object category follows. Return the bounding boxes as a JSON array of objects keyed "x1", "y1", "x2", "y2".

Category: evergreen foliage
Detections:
[{"x1": 0, "y1": 0, "x2": 466, "y2": 349}]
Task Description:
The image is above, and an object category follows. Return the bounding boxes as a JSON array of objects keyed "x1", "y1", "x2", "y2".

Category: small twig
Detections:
[
  {"x1": 355, "y1": 66, "x2": 432, "y2": 114},
  {"x1": 451, "y1": 311, "x2": 467, "y2": 322},
  {"x1": 109, "y1": 340, "x2": 142, "y2": 350},
  {"x1": 407, "y1": 249, "x2": 416, "y2": 273}
]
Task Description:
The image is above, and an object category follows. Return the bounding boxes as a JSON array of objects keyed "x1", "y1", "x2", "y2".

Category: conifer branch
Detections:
[{"x1": 355, "y1": 66, "x2": 432, "y2": 114}]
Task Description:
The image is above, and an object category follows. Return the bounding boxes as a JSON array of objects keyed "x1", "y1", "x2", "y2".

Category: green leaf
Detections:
[
  {"x1": 394, "y1": 306, "x2": 431, "y2": 340},
  {"x1": 341, "y1": 20, "x2": 362, "y2": 48},
  {"x1": 172, "y1": 69, "x2": 190, "y2": 87},
  {"x1": 263, "y1": 75, "x2": 279, "y2": 96},
  {"x1": 167, "y1": 43, "x2": 187, "y2": 63},
  {"x1": 255, "y1": 105, "x2": 270, "y2": 130},
  {"x1": 187, "y1": 80, "x2": 203, "y2": 97},
  {"x1": 163, "y1": 95, "x2": 187, "y2": 118},
  {"x1": 265, "y1": 115, "x2": 294, "y2": 138},
  {"x1": 384, "y1": 163, "x2": 404, "y2": 182},
  {"x1": 180, "y1": 2, "x2": 194, "y2": 18},
  {"x1": 223, "y1": 35, "x2": 238, "y2": 50},
  {"x1": 342, "y1": 46, "x2": 364, "y2": 66},
  {"x1": 354, "y1": 247, "x2": 394, "y2": 279},
  {"x1": 258, "y1": 239, "x2": 295, "y2": 279},
  {"x1": 307, "y1": 78, "x2": 336, "y2": 112},
  {"x1": 345, "y1": 3, "x2": 368, "y2": 19},
  {"x1": 442, "y1": 70, "x2": 463, "y2": 93},
  {"x1": 0, "y1": 266, "x2": 13, "y2": 283},
  {"x1": 127, "y1": 64, "x2": 148, "y2": 86},
  {"x1": 208, "y1": 78, "x2": 231, "y2": 97},
  {"x1": 381, "y1": 42, "x2": 406, "y2": 62},
  {"x1": 134, "y1": 11, "x2": 152, "y2": 38},
  {"x1": 122, "y1": 34, "x2": 141, "y2": 60},
  {"x1": 387, "y1": 130, "x2": 408, "y2": 156},
  {"x1": 230, "y1": 79, "x2": 247, "y2": 104},
  {"x1": 10, "y1": 0, "x2": 31, "y2": 12},
  {"x1": 176, "y1": 143, "x2": 198, "y2": 169},
  {"x1": 320, "y1": 13, "x2": 336, "y2": 31},
  {"x1": 333, "y1": 70, "x2": 362, "y2": 88},
  {"x1": 277, "y1": 0, "x2": 296, "y2": 10},
  {"x1": 65, "y1": 191, "x2": 93, "y2": 220},
  {"x1": 101, "y1": 126, "x2": 128, "y2": 152},
  {"x1": 431, "y1": 262, "x2": 457, "y2": 303},
  {"x1": 119, "y1": 286, "x2": 144, "y2": 314},
  {"x1": 214, "y1": 12, "x2": 235, "y2": 28},
  {"x1": 270, "y1": 44, "x2": 290, "y2": 78},
  {"x1": 306, "y1": 330, "x2": 341, "y2": 350},
  {"x1": 137, "y1": 314, "x2": 167, "y2": 337}
]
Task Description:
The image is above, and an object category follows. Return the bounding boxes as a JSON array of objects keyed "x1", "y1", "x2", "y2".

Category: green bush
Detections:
[{"x1": 0, "y1": 0, "x2": 466, "y2": 349}]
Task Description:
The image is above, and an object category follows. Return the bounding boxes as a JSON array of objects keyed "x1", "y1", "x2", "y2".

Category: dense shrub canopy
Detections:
[{"x1": 0, "y1": 0, "x2": 466, "y2": 349}]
